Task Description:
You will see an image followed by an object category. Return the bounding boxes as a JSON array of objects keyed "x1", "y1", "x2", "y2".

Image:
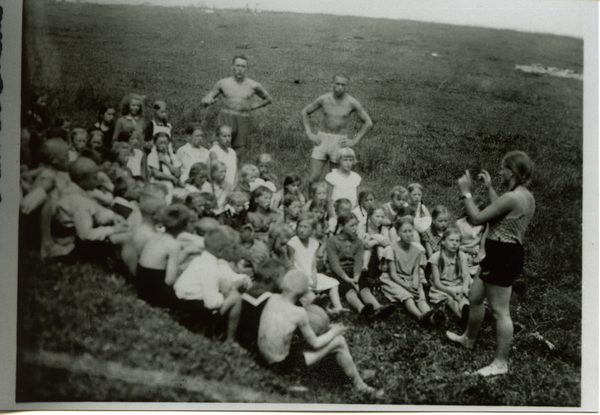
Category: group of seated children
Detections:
[{"x1": 19, "y1": 93, "x2": 488, "y2": 396}]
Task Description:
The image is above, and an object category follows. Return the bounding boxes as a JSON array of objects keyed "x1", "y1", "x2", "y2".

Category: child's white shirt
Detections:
[
  {"x1": 325, "y1": 169, "x2": 361, "y2": 209},
  {"x1": 176, "y1": 143, "x2": 211, "y2": 184},
  {"x1": 210, "y1": 144, "x2": 237, "y2": 187}
]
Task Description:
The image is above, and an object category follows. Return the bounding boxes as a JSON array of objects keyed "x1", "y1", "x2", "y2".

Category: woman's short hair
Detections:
[{"x1": 120, "y1": 93, "x2": 144, "y2": 116}]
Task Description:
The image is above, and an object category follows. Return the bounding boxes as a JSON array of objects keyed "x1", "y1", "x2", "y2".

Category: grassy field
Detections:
[{"x1": 18, "y1": 0, "x2": 583, "y2": 405}]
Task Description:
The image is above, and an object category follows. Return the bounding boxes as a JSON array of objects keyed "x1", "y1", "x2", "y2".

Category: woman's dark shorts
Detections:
[{"x1": 479, "y1": 239, "x2": 524, "y2": 288}]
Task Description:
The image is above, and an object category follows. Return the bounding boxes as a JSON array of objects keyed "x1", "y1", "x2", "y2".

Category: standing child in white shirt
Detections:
[
  {"x1": 210, "y1": 125, "x2": 237, "y2": 188},
  {"x1": 325, "y1": 147, "x2": 361, "y2": 210},
  {"x1": 177, "y1": 123, "x2": 210, "y2": 184}
]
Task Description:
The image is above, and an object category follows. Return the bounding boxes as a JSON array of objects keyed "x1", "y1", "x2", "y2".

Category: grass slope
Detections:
[{"x1": 19, "y1": 1, "x2": 582, "y2": 405}]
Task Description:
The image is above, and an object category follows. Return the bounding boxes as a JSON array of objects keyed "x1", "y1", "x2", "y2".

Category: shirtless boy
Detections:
[
  {"x1": 202, "y1": 55, "x2": 273, "y2": 162},
  {"x1": 258, "y1": 270, "x2": 383, "y2": 396},
  {"x1": 301, "y1": 75, "x2": 373, "y2": 184}
]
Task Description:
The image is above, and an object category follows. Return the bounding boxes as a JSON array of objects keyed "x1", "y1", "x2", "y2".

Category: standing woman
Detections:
[{"x1": 446, "y1": 151, "x2": 535, "y2": 377}]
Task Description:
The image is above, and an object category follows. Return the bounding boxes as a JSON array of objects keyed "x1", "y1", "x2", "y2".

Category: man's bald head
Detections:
[{"x1": 40, "y1": 138, "x2": 70, "y2": 171}]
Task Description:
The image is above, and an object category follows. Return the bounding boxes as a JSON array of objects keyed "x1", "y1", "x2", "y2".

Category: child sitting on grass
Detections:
[
  {"x1": 210, "y1": 125, "x2": 237, "y2": 188},
  {"x1": 256, "y1": 153, "x2": 278, "y2": 184},
  {"x1": 68, "y1": 128, "x2": 88, "y2": 162},
  {"x1": 287, "y1": 213, "x2": 344, "y2": 313},
  {"x1": 144, "y1": 100, "x2": 172, "y2": 153},
  {"x1": 210, "y1": 160, "x2": 233, "y2": 214},
  {"x1": 116, "y1": 131, "x2": 146, "y2": 180},
  {"x1": 303, "y1": 181, "x2": 330, "y2": 217},
  {"x1": 428, "y1": 228, "x2": 471, "y2": 321},
  {"x1": 352, "y1": 188, "x2": 376, "y2": 228},
  {"x1": 113, "y1": 93, "x2": 145, "y2": 145},
  {"x1": 275, "y1": 193, "x2": 302, "y2": 233},
  {"x1": 327, "y1": 198, "x2": 352, "y2": 234},
  {"x1": 325, "y1": 148, "x2": 361, "y2": 210},
  {"x1": 326, "y1": 212, "x2": 393, "y2": 318},
  {"x1": 257, "y1": 269, "x2": 383, "y2": 397},
  {"x1": 381, "y1": 185, "x2": 410, "y2": 228},
  {"x1": 267, "y1": 224, "x2": 295, "y2": 271},
  {"x1": 422, "y1": 205, "x2": 450, "y2": 259},
  {"x1": 123, "y1": 183, "x2": 168, "y2": 276},
  {"x1": 234, "y1": 163, "x2": 260, "y2": 201},
  {"x1": 176, "y1": 123, "x2": 210, "y2": 184},
  {"x1": 237, "y1": 258, "x2": 286, "y2": 356},
  {"x1": 218, "y1": 191, "x2": 249, "y2": 231},
  {"x1": 183, "y1": 162, "x2": 213, "y2": 194},
  {"x1": 359, "y1": 206, "x2": 391, "y2": 276},
  {"x1": 174, "y1": 225, "x2": 251, "y2": 342},
  {"x1": 408, "y1": 183, "x2": 431, "y2": 234},
  {"x1": 88, "y1": 130, "x2": 104, "y2": 151},
  {"x1": 247, "y1": 185, "x2": 282, "y2": 243},
  {"x1": 380, "y1": 217, "x2": 432, "y2": 324},
  {"x1": 455, "y1": 197, "x2": 487, "y2": 276},
  {"x1": 271, "y1": 173, "x2": 306, "y2": 211},
  {"x1": 147, "y1": 131, "x2": 182, "y2": 203},
  {"x1": 136, "y1": 204, "x2": 194, "y2": 307}
]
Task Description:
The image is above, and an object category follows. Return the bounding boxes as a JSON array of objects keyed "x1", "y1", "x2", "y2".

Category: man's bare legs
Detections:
[
  {"x1": 309, "y1": 158, "x2": 338, "y2": 185},
  {"x1": 234, "y1": 145, "x2": 246, "y2": 165}
]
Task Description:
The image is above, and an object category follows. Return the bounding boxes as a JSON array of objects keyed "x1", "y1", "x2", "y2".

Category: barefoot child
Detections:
[
  {"x1": 429, "y1": 228, "x2": 471, "y2": 319},
  {"x1": 136, "y1": 204, "x2": 194, "y2": 307},
  {"x1": 380, "y1": 217, "x2": 432, "y2": 324},
  {"x1": 210, "y1": 125, "x2": 237, "y2": 188},
  {"x1": 258, "y1": 270, "x2": 382, "y2": 396},
  {"x1": 422, "y1": 205, "x2": 450, "y2": 258},
  {"x1": 326, "y1": 212, "x2": 392, "y2": 317},
  {"x1": 287, "y1": 213, "x2": 344, "y2": 313}
]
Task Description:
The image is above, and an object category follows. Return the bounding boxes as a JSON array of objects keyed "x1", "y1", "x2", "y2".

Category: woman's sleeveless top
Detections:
[{"x1": 488, "y1": 214, "x2": 530, "y2": 245}]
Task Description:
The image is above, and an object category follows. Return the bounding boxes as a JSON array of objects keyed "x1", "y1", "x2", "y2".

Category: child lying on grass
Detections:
[{"x1": 258, "y1": 269, "x2": 383, "y2": 397}]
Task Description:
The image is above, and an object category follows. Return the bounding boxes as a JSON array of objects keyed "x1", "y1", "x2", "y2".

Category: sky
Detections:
[{"x1": 77, "y1": 0, "x2": 594, "y2": 38}]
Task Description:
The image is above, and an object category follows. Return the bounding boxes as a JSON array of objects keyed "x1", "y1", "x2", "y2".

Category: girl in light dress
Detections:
[
  {"x1": 428, "y1": 228, "x2": 471, "y2": 319},
  {"x1": 380, "y1": 216, "x2": 432, "y2": 324},
  {"x1": 287, "y1": 212, "x2": 344, "y2": 314}
]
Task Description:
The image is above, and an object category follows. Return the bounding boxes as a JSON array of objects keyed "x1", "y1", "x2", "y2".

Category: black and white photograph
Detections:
[{"x1": 1, "y1": 0, "x2": 597, "y2": 409}]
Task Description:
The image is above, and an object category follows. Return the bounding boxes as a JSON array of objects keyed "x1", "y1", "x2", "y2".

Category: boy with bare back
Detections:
[
  {"x1": 301, "y1": 75, "x2": 373, "y2": 184},
  {"x1": 258, "y1": 270, "x2": 383, "y2": 396},
  {"x1": 202, "y1": 55, "x2": 273, "y2": 162}
]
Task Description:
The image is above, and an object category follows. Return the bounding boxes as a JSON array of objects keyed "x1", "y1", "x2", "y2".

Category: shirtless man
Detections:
[
  {"x1": 202, "y1": 55, "x2": 273, "y2": 162},
  {"x1": 258, "y1": 270, "x2": 383, "y2": 396},
  {"x1": 301, "y1": 75, "x2": 373, "y2": 184}
]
